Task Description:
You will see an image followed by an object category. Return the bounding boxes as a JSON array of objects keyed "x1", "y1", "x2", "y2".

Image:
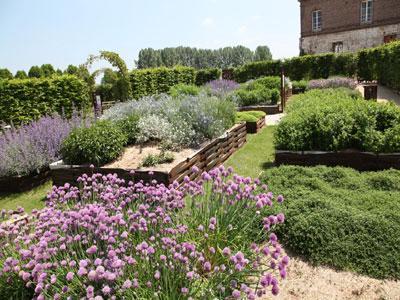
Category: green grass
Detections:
[
  {"x1": 225, "y1": 126, "x2": 275, "y2": 178},
  {"x1": 261, "y1": 165, "x2": 400, "y2": 279},
  {"x1": 0, "y1": 181, "x2": 51, "y2": 213}
]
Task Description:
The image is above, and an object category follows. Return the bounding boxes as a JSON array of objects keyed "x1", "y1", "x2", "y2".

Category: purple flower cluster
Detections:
[
  {"x1": 307, "y1": 77, "x2": 357, "y2": 90},
  {"x1": 206, "y1": 79, "x2": 240, "y2": 98},
  {"x1": 0, "y1": 113, "x2": 90, "y2": 177},
  {"x1": 0, "y1": 166, "x2": 287, "y2": 299}
]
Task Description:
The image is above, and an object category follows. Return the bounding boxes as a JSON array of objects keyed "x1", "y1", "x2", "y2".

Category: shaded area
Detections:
[{"x1": 0, "y1": 180, "x2": 50, "y2": 213}]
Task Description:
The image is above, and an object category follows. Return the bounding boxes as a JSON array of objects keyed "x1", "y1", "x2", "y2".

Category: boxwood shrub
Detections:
[
  {"x1": 61, "y1": 120, "x2": 127, "y2": 166},
  {"x1": 262, "y1": 165, "x2": 400, "y2": 279},
  {"x1": 275, "y1": 88, "x2": 400, "y2": 152}
]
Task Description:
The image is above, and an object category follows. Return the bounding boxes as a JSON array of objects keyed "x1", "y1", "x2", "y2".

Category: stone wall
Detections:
[{"x1": 300, "y1": 23, "x2": 400, "y2": 54}]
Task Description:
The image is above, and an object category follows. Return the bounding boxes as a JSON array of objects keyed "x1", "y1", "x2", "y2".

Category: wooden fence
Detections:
[{"x1": 51, "y1": 123, "x2": 247, "y2": 187}]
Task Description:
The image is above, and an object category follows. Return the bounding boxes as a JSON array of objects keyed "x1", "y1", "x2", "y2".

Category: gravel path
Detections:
[{"x1": 265, "y1": 113, "x2": 285, "y2": 125}]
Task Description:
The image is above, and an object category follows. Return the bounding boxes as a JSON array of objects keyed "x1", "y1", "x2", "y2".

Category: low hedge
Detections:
[
  {"x1": 233, "y1": 60, "x2": 282, "y2": 83},
  {"x1": 0, "y1": 75, "x2": 89, "y2": 124},
  {"x1": 275, "y1": 88, "x2": 400, "y2": 153},
  {"x1": 195, "y1": 68, "x2": 221, "y2": 86},
  {"x1": 262, "y1": 165, "x2": 400, "y2": 279},
  {"x1": 61, "y1": 120, "x2": 127, "y2": 166},
  {"x1": 130, "y1": 66, "x2": 196, "y2": 100}
]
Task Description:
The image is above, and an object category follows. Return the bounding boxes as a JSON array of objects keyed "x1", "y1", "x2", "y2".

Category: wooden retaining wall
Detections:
[
  {"x1": 51, "y1": 123, "x2": 247, "y2": 187},
  {"x1": 0, "y1": 169, "x2": 51, "y2": 193},
  {"x1": 245, "y1": 117, "x2": 266, "y2": 134},
  {"x1": 275, "y1": 150, "x2": 400, "y2": 171}
]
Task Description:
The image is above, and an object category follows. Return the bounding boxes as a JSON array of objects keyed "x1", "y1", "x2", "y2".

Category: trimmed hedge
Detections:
[
  {"x1": 130, "y1": 66, "x2": 196, "y2": 100},
  {"x1": 358, "y1": 41, "x2": 400, "y2": 90},
  {"x1": 275, "y1": 88, "x2": 400, "y2": 153},
  {"x1": 232, "y1": 76, "x2": 281, "y2": 106},
  {"x1": 195, "y1": 68, "x2": 222, "y2": 86},
  {"x1": 262, "y1": 165, "x2": 400, "y2": 279},
  {"x1": 233, "y1": 60, "x2": 282, "y2": 83},
  {"x1": 0, "y1": 75, "x2": 90, "y2": 124}
]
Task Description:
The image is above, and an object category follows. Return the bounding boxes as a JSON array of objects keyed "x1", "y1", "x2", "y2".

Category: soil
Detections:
[
  {"x1": 104, "y1": 144, "x2": 196, "y2": 172},
  {"x1": 270, "y1": 255, "x2": 400, "y2": 300}
]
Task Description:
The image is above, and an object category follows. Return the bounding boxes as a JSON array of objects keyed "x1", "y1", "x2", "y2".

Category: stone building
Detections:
[{"x1": 299, "y1": 0, "x2": 400, "y2": 54}]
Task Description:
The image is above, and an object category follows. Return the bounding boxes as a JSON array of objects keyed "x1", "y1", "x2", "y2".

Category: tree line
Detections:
[
  {"x1": 0, "y1": 64, "x2": 91, "y2": 80},
  {"x1": 135, "y1": 45, "x2": 272, "y2": 69}
]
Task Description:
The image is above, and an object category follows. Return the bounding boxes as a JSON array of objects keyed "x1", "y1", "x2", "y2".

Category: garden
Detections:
[{"x1": 1, "y1": 41, "x2": 400, "y2": 299}]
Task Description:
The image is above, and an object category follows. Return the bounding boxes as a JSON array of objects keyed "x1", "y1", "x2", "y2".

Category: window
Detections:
[
  {"x1": 332, "y1": 42, "x2": 344, "y2": 53},
  {"x1": 312, "y1": 10, "x2": 322, "y2": 32},
  {"x1": 361, "y1": 0, "x2": 373, "y2": 24}
]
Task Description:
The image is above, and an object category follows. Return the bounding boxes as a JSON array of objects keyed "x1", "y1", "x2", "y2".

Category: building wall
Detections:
[
  {"x1": 300, "y1": 23, "x2": 400, "y2": 54},
  {"x1": 300, "y1": 0, "x2": 400, "y2": 37}
]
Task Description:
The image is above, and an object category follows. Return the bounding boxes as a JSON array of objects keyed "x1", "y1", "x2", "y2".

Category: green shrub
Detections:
[
  {"x1": 235, "y1": 111, "x2": 266, "y2": 123},
  {"x1": 291, "y1": 80, "x2": 308, "y2": 92},
  {"x1": 0, "y1": 75, "x2": 90, "y2": 124},
  {"x1": 130, "y1": 66, "x2": 196, "y2": 100},
  {"x1": 261, "y1": 165, "x2": 400, "y2": 279},
  {"x1": 169, "y1": 83, "x2": 201, "y2": 97},
  {"x1": 275, "y1": 89, "x2": 400, "y2": 152},
  {"x1": 115, "y1": 114, "x2": 140, "y2": 145},
  {"x1": 250, "y1": 76, "x2": 281, "y2": 90},
  {"x1": 140, "y1": 151, "x2": 175, "y2": 167},
  {"x1": 61, "y1": 120, "x2": 127, "y2": 166},
  {"x1": 234, "y1": 86, "x2": 280, "y2": 106},
  {"x1": 195, "y1": 68, "x2": 221, "y2": 85}
]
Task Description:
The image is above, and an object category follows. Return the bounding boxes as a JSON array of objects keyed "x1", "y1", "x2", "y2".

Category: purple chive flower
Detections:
[
  {"x1": 65, "y1": 272, "x2": 74, "y2": 281},
  {"x1": 232, "y1": 289, "x2": 241, "y2": 299}
]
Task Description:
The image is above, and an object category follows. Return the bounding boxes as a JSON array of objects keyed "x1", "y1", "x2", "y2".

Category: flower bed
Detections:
[
  {"x1": 0, "y1": 167, "x2": 288, "y2": 299},
  {"x1": 51, "y1": 123, "x2": 247, "y2": 186},
  {"x1": 0, "y1": 114, "x2": 90, "y2": 193}
]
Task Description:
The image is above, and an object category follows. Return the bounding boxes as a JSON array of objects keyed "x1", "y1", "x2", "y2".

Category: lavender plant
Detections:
[
  {"x1": 206, "y1": 79, "x2": 240, "y2": 98},
  {"x1": 307, "y1": 77, "x2": 357, "y2": 90},
  {"x1": 0, "y1": 166, "x2": 288, "y2": 299},
  {"x1": 0, "y1": 114, "x2": 90, "y2": 177}
]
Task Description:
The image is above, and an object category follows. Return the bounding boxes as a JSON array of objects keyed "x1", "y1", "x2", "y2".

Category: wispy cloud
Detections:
[{"x1": 237, "y1": 25, "x2": 247, "y2": 34}]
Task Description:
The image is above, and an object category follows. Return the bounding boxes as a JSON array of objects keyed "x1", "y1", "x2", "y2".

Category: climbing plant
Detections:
[{"x1": 85, "y1": 51, "x2": 132, "y2": 101}]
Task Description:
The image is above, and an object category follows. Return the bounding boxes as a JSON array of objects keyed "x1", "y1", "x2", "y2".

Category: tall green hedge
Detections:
[
  {"x1": 195, "y1": 68, "x2": 221, "y2": 85},
  {"x1": 0, "y1": 75, "x2": 90, "y2": 124},
  {"x1": 233, "y1": 41, "x2": 400, "y2": 91},
  {"x1": 358, "y1": 41, "x2": 400, "y2": 90},
  {"x1": 130, "y1": 66, "x2": 196, "y2": 99}
]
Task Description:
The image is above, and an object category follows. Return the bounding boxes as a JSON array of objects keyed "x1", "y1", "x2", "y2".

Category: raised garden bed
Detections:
[
  {"x1": 275, "y1": 150, "x2": 400, "y2": 171},
  {"x1": 0, "y1": 169, "x2": 51, "y2": 193},
  {"x1": 245, "y1": 117, "x2": 265, "y2": 134},
  {"x1": 51, "y1": 123, "x2": 247, "y2": 186}
]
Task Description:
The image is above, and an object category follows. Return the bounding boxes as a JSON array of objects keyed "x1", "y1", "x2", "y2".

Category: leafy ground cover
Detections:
[
  {"x1": 261, "y1": 165, "x2": 400, "y2": 279},
  {"x1": 235, "y1": 111, "x2": 266, "y2": 123}
]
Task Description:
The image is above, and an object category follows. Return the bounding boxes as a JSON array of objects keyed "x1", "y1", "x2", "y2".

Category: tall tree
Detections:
[
  {"x1": 254, "y1": 46, "x2": 272, "y2": 61},
  {"x1": 0, "y1": 68, "x2": 13, "y2": 80},
  {"x1": 14, "y1": 70, "x2": 28, "y2": 79},
  {"x1": 40, "y1": 64, "x2": 55, "y2": 77},
  {"x1": 28, "y1": 66, "x2": 44, "y2": 78}
]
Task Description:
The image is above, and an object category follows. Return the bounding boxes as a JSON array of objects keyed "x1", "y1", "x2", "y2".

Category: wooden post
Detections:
[{"x1": 280, "y1": 66, "x2": 286, "y2": 111}]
